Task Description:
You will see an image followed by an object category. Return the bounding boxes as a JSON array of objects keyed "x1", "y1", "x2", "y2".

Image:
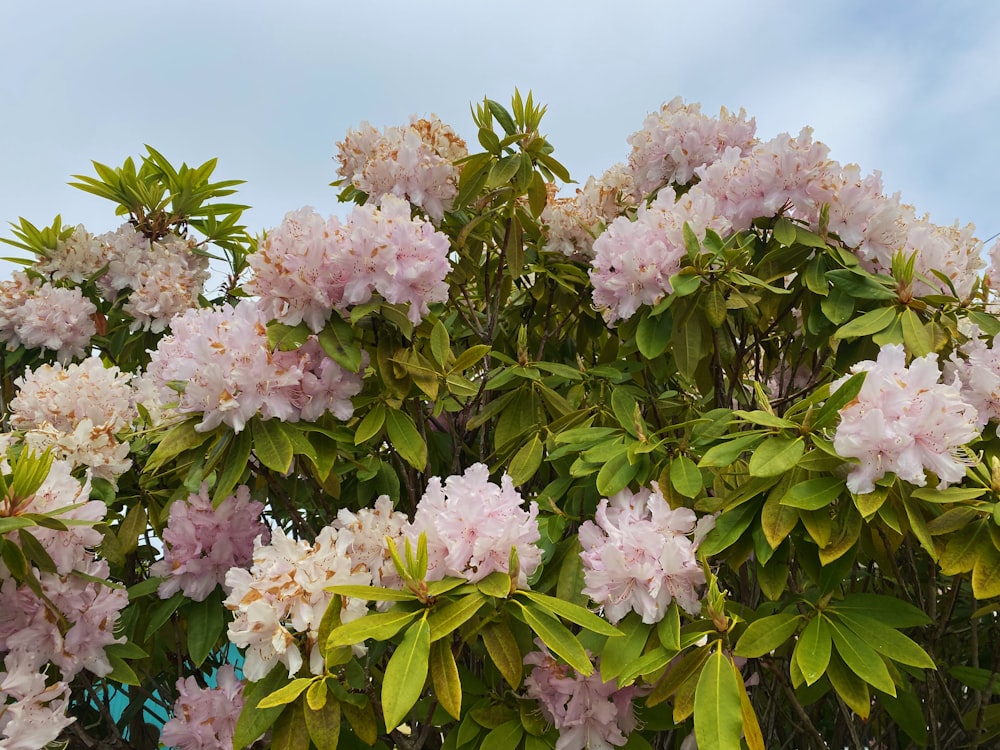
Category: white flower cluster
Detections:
[
  {"x1": 0, "y1": 272, "x2": 96, "y2": 363},
  {"x1": 542, "y1": 164, "x2": 636, "y2": 260}
]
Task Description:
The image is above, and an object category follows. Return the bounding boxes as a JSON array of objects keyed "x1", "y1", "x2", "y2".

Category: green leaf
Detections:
[
  {"x1": 481, "y1": 719, "x2": 524, "y2": 750},
  {"x1": 772, "y1": 217, "x2": 796, "y2": 246},
  {"x1": 268, "y1": 321, "x2": 312, "y2": 351},
  {"x1": 481, "y1": 619, "x2": 522, "y2": 689},
  {"x1": 596, "y1": 449, "x2": 638, "y2": 496},
  {"x1": 318, "y1": 316, "x2": 363, "y2": 372},
  {"x1": 430, "y1": 638, "x2": 463, "y2": 719},
  {"x1": 477, "y1": 571, "x2": 512, "y2": 598},
  {"x1": 430, "y1": 320, "x2": 451, "y2": 369},
  {"x1": 326, "y1": 608, "x2": 420, "y2": 649},
  {"x1": 272, "y1": 700, "x2": 311, "y2": 750},
  {"x1": 146, "y1": 419, "x2": 210, "y2": 473},
  {"x1": 234, "y1": 667, "x2": 289, "y2": 748},
  {"x1": 252, "y1": 417, "x2": 294, "y2": 474},
  {"x1": 305, "y1": 697, "x2": 341, "y2": 750},
  {"x1": 901, "y1": 308, "x2": 933, "y2": 356},
  {"x1": 385, "y1": 408, "x2": 428, "y2": 470},
  {"x1": 833, "y1": 612, "x2": 935, "y2": 669},
  {"x1": 827, "y1": 651, "x2": 871, "y2": 718},
  {"x1": 794, "y1": 615, "x2": 832, "y2": 686},
  {"x1": 779, "y1": 477, "x2": 846, "y2": 510},
  {"x1": 670, "y1": 455, "x2": 702, "y2": 498},
  {"x1": 427, "y1": 591, "x2": 487, "y2": 641},
  {"x1": 326, "y1": 585, "x2": 417, "y2": 603},
  {"x1": 258, "y1": 678, "x2": 316, "y2": 709},
  {"x1": 828, "y1": 618, "x2": 896, "y2": 695},
  {"x1": 508, "y1": 433, "x2": 543, "y2": 486},
  {"x1": 518, "y1": 589, "x2": 623, "y2": 636},
  {"x1": 748, "y1": 437, "x2": 804, "y2": 478},
  {"x1": 450, "y1": 344, "x2": 492, "y2": 374},
  {"x1": 382, "y1": 617, "x2": 431, "y2": 731},
  {"x1": 693, "y1": 648, "x2": 743, "y2": 750},
  {"x1": 636, "y1": 311, "x2": 672, "y2": 358},
  {"x1": 600, "y1": 613, "x2": 651, "y2": 682},
  {"x1": 214, "y1": 426, "x2": 251, "y2": 503},
  {"x1": 834, "y1": 306, "x2": 899, "y2": 339},
  {"x1": 657, "y1": 601, "x2": 681, "y2": 652},
  {"x1": 516, "y1": 600, "x2": 593, "y2": 675},
  {"x1": 734, "y1": 613, "x2": 801, "y2": 658},
  {"x1": 105, "y1": 653, "x2": 140, "y2": 687},
  {"x1": 697, "y1": 433, "x2": 764, "y2": 468},
  {"x1": 187, "y1": 589, "x2": 225, "y2": 667},
  {"x1": 341, "y1": 698, "x2": 378, "y2": 746},
  {"x1": 832, "y1": 593, "x2": 930, "y2": 628},
  {"x1": 354, "y1": 404, "x2": 386, "y2": 445}
]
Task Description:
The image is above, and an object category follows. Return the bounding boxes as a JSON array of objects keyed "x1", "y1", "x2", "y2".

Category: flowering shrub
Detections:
[{"x1": 1, "y1": 91, "x2": 999, "y2": 750}]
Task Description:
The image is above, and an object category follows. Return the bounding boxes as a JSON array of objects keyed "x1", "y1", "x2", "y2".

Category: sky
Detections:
[{"x1": 0, "y1": 0, "x2": 997, "y2": 263}]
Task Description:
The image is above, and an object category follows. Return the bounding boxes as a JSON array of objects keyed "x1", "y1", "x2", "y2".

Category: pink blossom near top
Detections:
[
  {"x1": 523, "y1": 642, "x2": 641, "y2": 750},
  {"x1": 335, "y1": 116, "x2": 467, "y2": 221},
  {"x1": 249, "y1": 195, "x2": 451, "y2": 331},
  {"x1": 589, "y1": 185, "x2": 731, "y2": 324},
  {"x1": 627, "y1": 96, "x2": 757, "y2": 198},
  {"x1": 833, "y1": 344, "x2": 980, "y2": 494},
  {"x1": 150, "y1": 483, "x2": 269, "y2": 602},
  {"x1": 9, "y1": 357, "x2": 137, "y2": 483},
  {"x1": 406, "y1": 463, "x2": 542, "y2": 586},
  {"x1": 542, "y1": 164, "x2": 636, "y2": 260},
  {"x1": 578, "y1": 484, "x2": 715, "y2": 624},
  {"x1": 160, "y1": 665, "x2": 246, "y2": 750}
]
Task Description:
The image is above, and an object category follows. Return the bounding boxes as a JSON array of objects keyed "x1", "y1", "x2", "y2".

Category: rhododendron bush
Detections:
[{"x1": 3, "y1": 92, "x2": 1000, "y2": 750}]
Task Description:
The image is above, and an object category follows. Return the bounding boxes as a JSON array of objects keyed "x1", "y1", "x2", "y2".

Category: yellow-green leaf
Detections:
[
  {"x1": 305, "y1": 697, "x2": 341, "y2": 750},
  {"x1": 693, "y1": 647, "x2": 743, "y2": 750},
  {"x1": 430, "y1": 638, "x2": 462, "y2": 719},
  {"x1": 385, "y1": 409, "x2": 428, "y2": 470},
  {"x1": 381, "y1": 618, "x2": 430, "y2": 731},
  {"x1": 481, "y1": 620, "x2": 522, "y2": 689}
]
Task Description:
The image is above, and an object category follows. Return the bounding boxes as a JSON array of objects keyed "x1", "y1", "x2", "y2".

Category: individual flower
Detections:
[
  {"x1": 160, "y1": 665, "x2": 245, "y2": 750},
  {"x1": 335, "y1": 116, "x2": 467, "y2": 221},
  {"x1": 833, "y1": 343, "x2": 980, "y2": 493},
  {"x1": 589, "y1": 185, "x2": 731, "y2": 324},
  {"x1": 224, "y1": 526, "x2": 372, "y2": 680},
  {"x1": 9, "y1": 357, "x2": 137, "y2": 483},
  {"x1": 542, "y1": 163, "x2": 636, "y2": 260},
  {"x1": 151, "y1": 484, "x2": 269, "y2": 602},
  {"x1": 406, "y1": 463, "x2": 541, "y2": 586},
  {"x1": 524, "y1": 642, "x2": 641, "y2": 750},
  {"x1": 578, "y1": 484, "x2": 714, "y2": 623}
]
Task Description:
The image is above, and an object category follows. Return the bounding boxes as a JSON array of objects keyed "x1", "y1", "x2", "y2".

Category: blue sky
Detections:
[{"x1": 1, "y1": 0, "x2": 997, "y2": 253}]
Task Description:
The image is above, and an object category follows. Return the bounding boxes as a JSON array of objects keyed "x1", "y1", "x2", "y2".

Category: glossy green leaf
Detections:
[
  {"x1": 481, "y1": 719, "x2": 524, "y2": 750},
  {"x1": 779, "y1": 477, "x2": 845, "y2": 510},
  {"x1": 430, "y1": 638, "x2": 462, "y2": 719},
  {"x1": 382, "y1": 617, "x2": 431, "y2": 731},
  {"x1": 305, "y1": 697, "x2": 341, "y2": 750},
  {"x1": 508, "y1": 433, "x2": 543, "y2": 486},
  {"x1": 834, "y1": 306, "x2": 898, "y2": 339},
  {"x1": 600, "y1": 613, "x2": 651, "y2": 682},
  {"x1": 637, "y1": 311, "x2": 672, "y2": 358},
  {"x1": 252, "y1": 417, "x2": 294, "y2": 474},
  {"x1": 258, "y1": 678, "x2": 316, "y2": 709},
  {"x1": 518, "y1": 590, "x2": 622, "y2": 636},
  {"x1": 516, "y1": 600, "x2": 593, "y2": 675},
  {"x1": 734, "y1": 613, "x2": 801, "y2": 658},
  {"x1": 748, "y1": 437, "x2": 804, "y2": 478},
  {"x1": 670, "y1": 455, "x2": 703, "y2": 498},
  {"x1": 272, "y1": 699, "x2": 310, "y2": 750},
  {"x1": 234, "y1": 667, "x2": 289, "y2": 748},
  {"x1": 794, "y1": 615, "x2": 832, "y2": 686},
  {"x1": 326, "y1": 608, "x2": 420, "y2": 649},
  {"x1": 828, "y1": 618, "x2": 896, "y2": 695},
  {"x1": 693, "y1": 648, "x2": 743, "y2": 750},
  {"x1": 834, "y1": 612, "x2": 935, "y2": 669},
  {"x1": 427, "y1": 591, "x2": 487, "y2": 641},
  {"x1": 187, "y1": 588, "x2": 224, "y2": 667},
  {"x1": 385, "y1": 408, "x2": 428, "y2": 470},
  {"x1": 481, "y1": 619, "x2": 522, "y2": 689}
]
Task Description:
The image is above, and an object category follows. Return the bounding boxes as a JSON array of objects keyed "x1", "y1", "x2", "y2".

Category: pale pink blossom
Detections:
[
  {"x1": 0, "y1": 652, "x2": 74, "y2": 750},
  {"x1": 160, "y1": 665, "x2": 245, "y2": 750},
  {"x1": 589, "y1": 186, "x2": 731, "y2": 324},
  {"x1": 524, "y1": 642, "x2": 641, "y2": 750},
  {"x1": 407, "y1": 463, "x2": 541, "y2": 586},
  {"x1": 151, "y1": 484, "x2": 269, "y2": 602},
  {"x1": 944, "y1": 327, "x2": 1000, "y2": 429},
  {"x1": 335, "y1": 116, "x2": 467, "y2": 221},
  {"x1": 250, "y1": 197, "x2": 451, "y2": 331},
  {"x1": 543, "y1": 164, "x2": 636, "y2": 260},
  {"x1": 10, "y1": 357, "x2": 137, "y2": 483},
  {"x1": 35, "y1": 225, "x2": 109, "y2": 283},
  {"x1": 224, "y1": 527, "x2": 372, "y2": 680},
  {"x1": 579, "y1": 485, "x2": 714, "y2": 623},
  {"x1": 833, "y1": 344, "x2": 980, "y2": 493},
  {"x1": 0, "y1": 272, "x2": 96, "y2": 363},
  {"x1": 627, "y1": 97, "x2": 756, "y2": 197},
  {"x1": 334, "y1": 496, "x2": 409, "y2": 590}
]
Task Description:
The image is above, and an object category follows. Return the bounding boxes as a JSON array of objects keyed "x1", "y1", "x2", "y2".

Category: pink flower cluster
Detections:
[
  {"x1": 591, "y1": 102, "x2": 987, "y2": 322},
  {"x1": 9, "y1": 357, "x2": 137, "y2": 483},
  {"x1": 0, "y1": 459, "x2": 128, "y2": 743},
  {"x1": 833, "y1": 344, "x2": 980, "y2": 494},
  {"x1": 524, "y1": 643, "x2": 641, "y2": 750},
  {"x1": 578, "y1": 484, "x2": 714, "y2": 624},
  {"x1": 543, "y1": 164, "x2": 636, "y2": 260},
  {"x1": 160, "y1": 665, "x2": 245, "y2": 750},
  {"x1": 144, "y1": 300, "x2": 363, "y2": 432},
  {"x1": 248, "y1": 195, "x2": 451, "y2": 331},
  {"x1": 589, "y1": 186, "x2": 731, "y2": 323},
  {"x1": 38, "y1": 223, "x2": 210, "y2": 333},
  {"x1": 0, "y1": 271, "x2": 96, "y2": 362},
  {"x1": 407, "y1": 463, "x2": 542, "y2": 586},
  {"x1": 335, "y1": 116, "x2": 467, "y2": 221},
  {"x1": 151, "y1": 484, "x2": 269, "y2": 602},
  {"x1": 225, "y1": 498, "x2": 409, "y2": 680},
  {"x1": 0, "y1": 651, "x2": 74, "y2": 750},
  {"x1": 945, "y1": 327, "x2": 1000, "y2": 429}
]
